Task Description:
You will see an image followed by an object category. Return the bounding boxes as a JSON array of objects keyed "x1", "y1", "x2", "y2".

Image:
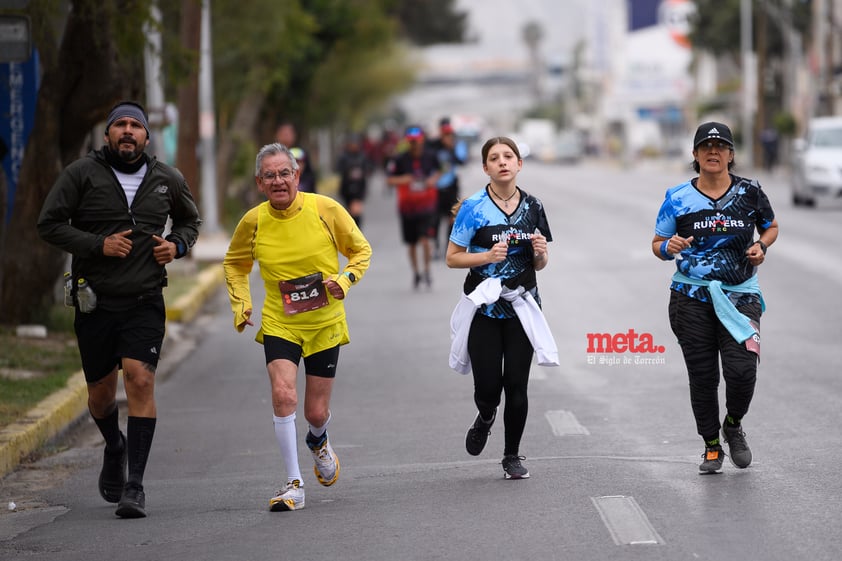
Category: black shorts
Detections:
[
  {"x1": 399, "y1": 212, "x2": 435, "y2": 245},
  {"x1": 263, "y1": 335, "x2": 340, "y2": 378},
  {"x1": 74, "y1": 294, "x2": 166, "y2": 383}
]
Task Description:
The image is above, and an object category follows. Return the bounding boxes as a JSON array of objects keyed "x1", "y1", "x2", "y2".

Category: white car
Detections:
[{"x1": 791, "y1": 116, "x2": 842, "y2": 207}]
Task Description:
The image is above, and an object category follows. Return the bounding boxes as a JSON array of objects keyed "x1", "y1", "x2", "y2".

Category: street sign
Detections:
[{"x1": 0, "y1": 15, "x2": 31, "y2": 63}]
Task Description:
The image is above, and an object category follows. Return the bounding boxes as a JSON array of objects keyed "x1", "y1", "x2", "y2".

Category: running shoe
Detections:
[
  {"x1": 465, "y1": 409, "x2": 496, "y2": 456},
  {"x1": 306, "y1": 432, "x2": 340, "y2": 486},
  {"x1": 502, "y1": 455, "x2": 530, "y2": 479},
  {"x1": 722, "y1": 423, "x2": 752, "y2": 468},
  {"x1": 269, "y1": 480, "x2": 305, "y2": 512},
  {"x1": 98, "y1": 432, "x2": 127, "y2": 503},
  {"x1": 413, "y1": 272, "x2": 422, "y2": 290},
  {"x1": 699, "y1": 444, "x2": 725, "y2": 474},
  {"x1": 115, "y1": 482, "x2": 146, "y2": 518}
]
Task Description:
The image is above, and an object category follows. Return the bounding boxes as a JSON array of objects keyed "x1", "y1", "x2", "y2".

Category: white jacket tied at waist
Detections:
[{"x1": 449, "y1": 277, "x2": 559, "y2": 374}]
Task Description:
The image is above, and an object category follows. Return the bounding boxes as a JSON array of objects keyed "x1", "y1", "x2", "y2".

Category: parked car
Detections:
[{"x1": 791, "y1": 116, "x2": 842, "y2": 207}]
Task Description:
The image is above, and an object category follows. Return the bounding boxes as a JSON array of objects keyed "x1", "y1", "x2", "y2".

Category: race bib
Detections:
[
  {"x1": 410, "y1": 177, "x2": 427, "y2": 192},
  {"x1": 278, "y1": 272, "x2": 328, "y2": 315}
]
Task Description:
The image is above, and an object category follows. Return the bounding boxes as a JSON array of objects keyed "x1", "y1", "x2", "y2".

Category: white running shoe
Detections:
[
  {"x1": 269, "y1": 479, "x2": 305, "y2": 511},
  {"x1": 307, "y1": 433, "x2": 340, "y2": 486}
]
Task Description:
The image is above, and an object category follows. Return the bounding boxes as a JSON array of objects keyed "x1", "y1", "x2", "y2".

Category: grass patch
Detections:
[
  {"x1": 0, "y1": 263, "x2": 212, "y2": 431},
  {"x1": 0, "y1": 326, "x2": 81, "y2": 428}
]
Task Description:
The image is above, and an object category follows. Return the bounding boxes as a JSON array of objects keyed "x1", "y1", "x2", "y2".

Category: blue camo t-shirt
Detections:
[
  {"x1": 451, "y1": 186, "x2": 552, "y2": 318},
  {"x1": 654, "y1": 174, "x2": 774, "y2": 303}
]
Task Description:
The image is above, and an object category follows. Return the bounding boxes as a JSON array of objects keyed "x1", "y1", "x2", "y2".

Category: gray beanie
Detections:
[{"x1": 105, "y1": 101, "x2": 150, "y2": 136}]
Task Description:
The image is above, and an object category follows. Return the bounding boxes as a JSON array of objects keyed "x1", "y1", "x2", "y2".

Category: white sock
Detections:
[
  {"x1": 309, "y1": 411, "x2": 331, "y2": 439},
  {"x1": 273, "y1": 413, "x2": 301, "y2": 483}
]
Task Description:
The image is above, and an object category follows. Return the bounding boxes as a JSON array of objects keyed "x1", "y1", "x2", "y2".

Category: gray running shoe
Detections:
[
  {"x1": 502, "y1": 455, "x2": 530, "y2": 479},
  {"x1": 699, "y1": 444, "x2": 725, "y2": 474},
  {"x1": 722, "y1": 424, "x2": 752, "y2": 468}
]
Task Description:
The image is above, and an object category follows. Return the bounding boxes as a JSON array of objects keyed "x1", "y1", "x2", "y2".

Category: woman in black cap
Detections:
[{"x1": 650, "y1": 122, "x2": 779, "y2": 474}]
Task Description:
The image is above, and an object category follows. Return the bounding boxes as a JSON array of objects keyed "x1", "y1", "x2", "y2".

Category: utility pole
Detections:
[
  {"x1": 755, "y1": 3, "x2": 767, "y2": 168},
  {"x1": 143, "y1": 4, "x2": 165, "y2": 160},
  {"x1": 199, "y1": 0, "x2": 219, "y2": 235},
  {"x1": 741, "y1": 0, "x2": 754, "y2": 168},
  {"x1": 176, "y1": 0, "x2": 200, "y2": 201}
]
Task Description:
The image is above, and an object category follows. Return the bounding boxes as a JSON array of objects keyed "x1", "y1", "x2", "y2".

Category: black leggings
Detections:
[
  {"x1": 467, "y1": 313, "x2": 533, "y2": 456},
  {"x1": 668, "y1": 290, "x2": 761, "y2": 440}
]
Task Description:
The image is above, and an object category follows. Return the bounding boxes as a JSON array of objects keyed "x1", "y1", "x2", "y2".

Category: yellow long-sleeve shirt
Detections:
[{"x1": 223, "y1": 192, "x2": 372, "y2": 343}]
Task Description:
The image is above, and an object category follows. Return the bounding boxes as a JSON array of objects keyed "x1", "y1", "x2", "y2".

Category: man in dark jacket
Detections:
[{"x1": 38, "y1": 101, "x2": 201, "y2": 519}]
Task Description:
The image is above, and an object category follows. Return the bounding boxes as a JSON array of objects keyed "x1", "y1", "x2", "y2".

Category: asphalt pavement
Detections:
[{"x1": 2, "y1": 160, "x2": 842, "y2": 561}]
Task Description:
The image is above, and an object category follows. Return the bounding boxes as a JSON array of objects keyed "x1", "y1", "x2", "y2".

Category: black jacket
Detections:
[{"x1": 38, "y1": 148, "x2": 201, "y2": 302}]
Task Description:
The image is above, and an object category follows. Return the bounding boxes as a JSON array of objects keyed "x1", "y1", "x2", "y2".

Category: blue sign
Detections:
[
  {"x1": 1, "y1": 53, "x2": 39, "y2": 223},
  {"x1": 628, "y1": 0, "x2": 661, "y2": 30}
]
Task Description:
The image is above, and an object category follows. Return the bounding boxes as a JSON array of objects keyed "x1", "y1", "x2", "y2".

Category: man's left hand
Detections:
[
  {"x1": 152, "y1": 235, "x2": 177, "y2": 265},
  {"x1": 324, "y1": 279, "x2": 345, "y2": 300}
]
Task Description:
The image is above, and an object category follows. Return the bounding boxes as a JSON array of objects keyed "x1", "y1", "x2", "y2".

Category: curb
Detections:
[
  {"x1": 165, "y1": 265, "x2": 226, "y2": 323},
  {"x1": 0, "y1": 263, "x2": 225, "y2": 479}
]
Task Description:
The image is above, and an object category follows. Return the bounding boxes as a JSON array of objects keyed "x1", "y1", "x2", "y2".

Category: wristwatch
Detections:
[
  {"x1": 755, "y1": 240, "x2": 767, "y2": 254},
  {"x1": 343, "y1": 271, "x2": 356, "y2": 283}
]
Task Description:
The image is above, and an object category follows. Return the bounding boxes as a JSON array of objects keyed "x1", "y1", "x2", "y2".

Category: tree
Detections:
[
  {"x1": 689, "y1": 0, "x2": 811, "y2": 61},
  {"x1": 0, "y1": 0, "x2": 465, "y2": 325},
  {"x1": 688, "y1": 0, "x2": 812, "y2": 157},
  {"x1": 0, "y1": 0, "x2": 152, "y2": 326},
  {"x1": 211, "y1": 0, "x2": 417, "y2": 205}
]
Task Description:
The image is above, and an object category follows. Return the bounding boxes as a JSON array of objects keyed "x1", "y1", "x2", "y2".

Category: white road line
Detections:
[
  {"x1": 545, "y1": 409, "x2": 590, "y2": 435},
  {"x1": 592, "y1": 495, "x2": 663, "y2": 546}
]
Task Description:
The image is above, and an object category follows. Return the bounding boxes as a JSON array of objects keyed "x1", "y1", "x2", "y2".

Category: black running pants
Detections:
[
  {"x1": 668, "y1": 290, "x2": 761, "y2": 440},
  {"x1": 467, "y1": 313, "x2": 533, "y2": 456}
]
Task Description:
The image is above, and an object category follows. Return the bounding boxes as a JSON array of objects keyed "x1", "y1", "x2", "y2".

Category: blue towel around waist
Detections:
[{"x1": 671, "y1": 272, "x2": 765, "y2": 343}]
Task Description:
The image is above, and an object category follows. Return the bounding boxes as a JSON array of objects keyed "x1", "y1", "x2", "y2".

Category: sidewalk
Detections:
[{"x1": 0, "y1": 236, "x2": 228, "y2": 479}]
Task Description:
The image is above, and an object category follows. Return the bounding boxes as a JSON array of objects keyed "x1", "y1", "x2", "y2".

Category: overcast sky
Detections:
[{"x1": 422, "y1": 0, "x2": 594, "y2": 73}]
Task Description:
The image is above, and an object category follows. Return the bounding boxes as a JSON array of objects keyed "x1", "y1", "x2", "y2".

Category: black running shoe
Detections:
[
  {"x1": 465, "y1": 410, "x2": 496, "y2": 456},
  {"x1": 115, "y1": 482, "x2": 146, "y2": 519},
  {"x1": 699, "y1": 444, "x2": 725, "y2": 474},
  {"x1": 722, "y1": 423, "x2": 752, "y2": 468},
  {"x1": 98, "y1": 433, "x2": 127, "y2": 503},
  {"x1": 502, "y1": 455, "x2": 530, "y2": 479}
]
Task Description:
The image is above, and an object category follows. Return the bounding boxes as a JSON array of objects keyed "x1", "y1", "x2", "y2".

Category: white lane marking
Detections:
[
  {"x1": 592, "y1": 495, "x2": 663, "y2": 545},
  {"x1": 545, "y1": 409, "x2": 590, "y2": 435}
]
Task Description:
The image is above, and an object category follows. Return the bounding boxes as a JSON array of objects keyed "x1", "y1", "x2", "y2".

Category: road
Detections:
[{"x1": 2, "y1": 158, "x2": 841, "y2": 560}]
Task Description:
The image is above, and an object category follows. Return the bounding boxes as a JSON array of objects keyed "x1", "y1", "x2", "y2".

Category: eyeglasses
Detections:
[
  {"x1": 698, "y1": 141, "x2": 732, "y2": 151},
  {"x1": 260, "y1": 169, "x2": 295, "y2": 182}
]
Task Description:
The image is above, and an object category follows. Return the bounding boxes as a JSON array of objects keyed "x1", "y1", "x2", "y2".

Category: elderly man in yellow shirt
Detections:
[{"x1": 224, "y1": 142, "x2": 372, "y2": 512}]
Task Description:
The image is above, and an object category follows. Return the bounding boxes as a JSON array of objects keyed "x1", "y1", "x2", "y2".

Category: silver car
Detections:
[{"x1": 791, "y1": 116, "x2": 842, "y2": 207}]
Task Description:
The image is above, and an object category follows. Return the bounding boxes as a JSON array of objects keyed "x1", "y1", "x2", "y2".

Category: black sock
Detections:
[
  {"x1": 127, "y1": 416, "x2": 156, "y2": 486},
  {"x1": 704, "y1": 436, "x2": 720, "y2": 447},
  {"x1": 93, "y1": 405, "x2": 123, "y2": 452}
]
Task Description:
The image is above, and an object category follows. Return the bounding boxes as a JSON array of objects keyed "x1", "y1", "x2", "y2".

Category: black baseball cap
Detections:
[{"x1": 693, "y1": 122, "x2": 734, "y2": 148}]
